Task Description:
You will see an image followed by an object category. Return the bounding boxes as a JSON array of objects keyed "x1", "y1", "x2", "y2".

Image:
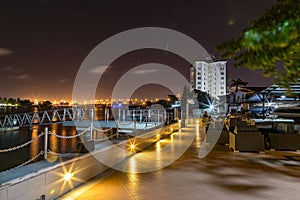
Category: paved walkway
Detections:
[{"x1": 59, "y1": 126, "x2": 300, "y2": 200}]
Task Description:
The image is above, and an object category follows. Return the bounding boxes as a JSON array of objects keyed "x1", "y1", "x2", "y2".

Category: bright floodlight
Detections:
[
  {"x1": 209, "y1": 105, "x2": 214, "y2": 110},
  {"x1": 130, "y1": 144, "x2": 136, "y2": 150},
  {"x1": 64, "y1": 173, "x2": 74, "y2": 181}
]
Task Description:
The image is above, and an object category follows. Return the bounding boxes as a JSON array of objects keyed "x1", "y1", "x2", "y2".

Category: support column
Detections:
[{"x1": 44, "y1": 127, "x2": 48, "y2": 160}]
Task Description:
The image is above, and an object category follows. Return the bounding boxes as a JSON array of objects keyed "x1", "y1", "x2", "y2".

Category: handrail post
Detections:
[
  {"x1": 133, "y1": 109, "x2": 135, "y2": 123},
  {"x1": 134, "y1": 117, "x2": 136, "y2": 133},
  {"x1": 146, "y1": 116, "x2": 148, "y2": 130},
  {"x1": 116, "y1": 119, "x2": 119, "y2": 139},
  {"x1": 123, "y1": 109, "x2": 125, "y2": 122},
  {"x1": 44, "y1": 127, "x2": 48, "y2": 160},
  {"x1": 90, "y1": 109, "x2": 94, "y2": 141},
  {"x1": 107, "y1": 108, "x2": 110, "y2": 122}
]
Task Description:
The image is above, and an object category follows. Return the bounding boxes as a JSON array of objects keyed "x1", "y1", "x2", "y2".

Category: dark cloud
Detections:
[
  {"x1": 0, "y1": 48, "x2": 13, "y2": 56},
  {"x1": 11, "y1": 74, "x2": 33, "y2": 80}
]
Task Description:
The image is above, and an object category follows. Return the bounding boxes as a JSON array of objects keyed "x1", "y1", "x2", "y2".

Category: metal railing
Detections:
[
  {"x1": 0, "y1": 107, "x2": 175, "y2": 172},
  {"x1": 0, "y1": 123, "x2": 114, "y2": 172},
  {"x1": 0, "y1": 107, "x2": 85, "y2": 128}
]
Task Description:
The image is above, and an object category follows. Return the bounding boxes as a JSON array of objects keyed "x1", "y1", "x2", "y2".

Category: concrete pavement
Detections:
[{"x1": 59, "y1": 127, "x2": 300, "y2": 200}]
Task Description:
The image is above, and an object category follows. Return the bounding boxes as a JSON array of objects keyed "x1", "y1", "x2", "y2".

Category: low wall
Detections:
[{"x1": 0, "y1": 123, "x2": 179, "y2": 200}]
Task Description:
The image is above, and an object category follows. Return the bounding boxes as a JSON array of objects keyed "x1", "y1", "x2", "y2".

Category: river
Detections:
[{"x1": 0, "y1": 106, "x2": 110, "y2": 172}]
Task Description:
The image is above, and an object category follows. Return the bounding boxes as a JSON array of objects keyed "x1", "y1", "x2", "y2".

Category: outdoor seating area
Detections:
[
  {"x1": 269, "y1": 124, "x2": 300, "y2": 151},
  {"x1": 270, "y1": 133, "x2": 300, "y2": 151},
  {"x1": 229, "y1": 124, "x2": 264, "y2": 152},
  {"x1": 206, "y1": 124, "x2": 229, "y2": 145},
  {"x1": 223, "y1": 117, "x2": 300, "y2": 152}
]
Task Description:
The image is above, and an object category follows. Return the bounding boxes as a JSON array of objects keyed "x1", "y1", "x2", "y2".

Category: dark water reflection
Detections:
[{"x1": 0, "y1": 124, "x2": 80, "y2": 172}]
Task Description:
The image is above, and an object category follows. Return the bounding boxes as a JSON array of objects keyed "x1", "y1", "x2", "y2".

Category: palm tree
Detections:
[
  {"x1": 230, "y1": 78, "x2": 248, "y2": 103},
  {"x1": 230, "y1": 78, "x2": 248, "y2": 91}
]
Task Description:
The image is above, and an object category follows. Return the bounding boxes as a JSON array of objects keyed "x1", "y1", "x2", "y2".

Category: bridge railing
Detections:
[
  {"x1": 0, "y1": 107, "x2": 171, "y2": 129},
  {"x1": 0, "y1": 112, "x2": 169, "y2": 172},
  {"x1": 110, "y1": 108, "x2": 168, "y2": 123},
  {"x1": 0, "y1": 107, "x2": 85, "y2": 128}
]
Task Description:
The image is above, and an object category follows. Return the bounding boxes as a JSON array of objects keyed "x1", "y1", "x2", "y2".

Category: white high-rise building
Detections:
[{"x1": 190, "y1": 61, "x2": 227, "y2": 99}]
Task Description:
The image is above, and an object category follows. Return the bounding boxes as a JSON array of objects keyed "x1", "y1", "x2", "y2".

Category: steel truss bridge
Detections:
[
  {"x1": 0, "y1": 107, "x2": 171, "y2": 129},
  {"x1": 0, "y1": 107, "x2": 85, "y2": 128}
]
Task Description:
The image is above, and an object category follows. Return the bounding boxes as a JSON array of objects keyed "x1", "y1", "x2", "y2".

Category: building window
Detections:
[
  {"x1": 221, "y1": 77, "x2": 224, "y2": 80},
  {"x1": 220, "y1": 67, "x2": 224, "y2": 70},
  {"x1": 220, "y1": 72, "x2": 224, "y2": 75}
]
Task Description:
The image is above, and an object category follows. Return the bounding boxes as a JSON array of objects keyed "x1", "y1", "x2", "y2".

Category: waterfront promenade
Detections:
[{"x1": 59, "y1": 126, "x2": 300, "y2": 200}]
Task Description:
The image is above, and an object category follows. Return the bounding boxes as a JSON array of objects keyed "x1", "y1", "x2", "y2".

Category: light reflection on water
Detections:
[
  {"x1": 29, "y1": 127, "x2": 39, "y2": 158},
  {"x1": 0, "y1": 124, "x2": 80, "y2": 172}
]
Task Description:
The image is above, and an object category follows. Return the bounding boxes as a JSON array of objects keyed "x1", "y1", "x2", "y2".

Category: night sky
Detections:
[{"x1": 0, "y1": 0, "x2": 276, "y2": 101}]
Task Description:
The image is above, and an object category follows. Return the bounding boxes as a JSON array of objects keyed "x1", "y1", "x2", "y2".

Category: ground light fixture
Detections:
[
  {"x1": 130, "y1": 144, "x2": 136, "y2": 150},
  {"x1": 64, "y1": 173, "x2": 74, "y2": 181}
]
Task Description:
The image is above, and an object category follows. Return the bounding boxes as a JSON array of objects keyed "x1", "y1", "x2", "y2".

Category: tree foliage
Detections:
[
  {"x1": 217, "y1": 0, "x2": 300, "y2": 89},
  {"x1": 230, "y1": 78, "x2": 249, "y2": 88}
]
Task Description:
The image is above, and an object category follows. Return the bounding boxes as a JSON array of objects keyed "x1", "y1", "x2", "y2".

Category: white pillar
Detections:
[
  {"x1": 90, "y1": 109, "x2": 94, "y2": 141},
  {"x1": 44, "y1": 127, "x2": 48, "y2": 160}
]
